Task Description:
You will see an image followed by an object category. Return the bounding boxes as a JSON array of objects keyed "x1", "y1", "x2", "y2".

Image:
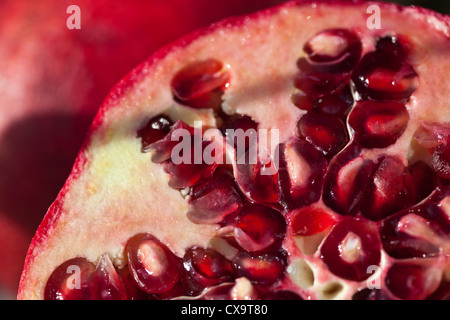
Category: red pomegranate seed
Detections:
[
  {"x1": 294, "y1": 28, "x2": 361, "y2": 99},
  {"x1": 234, "y1": 144, "x2": 279, "y2": 204},
  {"x1": 163, "y1": 148, "x2": 220, "y2": 189},
  {"x1": 155, "y1": 281, "x2": 187, "y2": 300},
  {"x1": 413, "y1": 123, "x2": 449, "y2": 152},
  {"x1": 291, "y1": 91, "x2": 314, "y2": 112},
  {"x1": 348, "y1": 101, "x2": 409, "y2": 149},
  {"x1": 322, "y1": 144, "x2": 375, "y2": 216},
  {"x1": 221, "y1": 114, "x2": 258, "y2": 152},
  {"x1": 298, "y1": 113, "x2": 349, "y2": 158},
  {"x1": 152, "y1": 120, "x2": 223, "y2": 189},
  {"x1": 314, "y1": 86, "x2": 353, "y2": 118},
  {"x1": 290, "y1": 205, "x2": 335, "y2": 236},
  {"x1": 375, "y1": 35, "x2": 410, "y2": 61},
  {"x1": 187, "y1": 169, "x2": 243, "y2": 224},
  {"x1": 181, "y1": 247, "x2": 234, "y2": 296},
  {"x1": 44, "y1": 258, "x2": 95, "y2": 300},
  {"x1": 385, "y1": 261, "x2": 443, "y2": 300},
  {"x1": 352, "y1": 51, "x2": 418, "y2": 102},
  {"x1": 91, "y1": 254, "x2": 127, "y2": 300},
  {"x1": 149, "y1": 120, "x2": 195, "y2": 163},
  {"x1": 171, "y1": 59, "x2": 230, "y2": 110},
  {"x1": 232, "y1": 251, "x2": 286, "y2": 285},
  {"x1": 414, "y1": 123, "x2": 444, "y2": 154},
  {"x1": 302, "y1": 28, "x2": 362, "y2": 72},
  {"x1": 137, "y1": 115, "x2": 173, "y2": 152},
  {"x1": 294, "y1": 71, "x2": 349, "y2": 99},
  {"x1": 233, "y1": 203, "x2": 286, "y2": 252},
  {"x1": 381, "y1": 215, "x2": 442, "y2": 260},
  {"x1": 431, "y1": 142, "x2": 450, "y2": 180},
  {"x1": 320, "y1": 218, "x2": 381, "y2": 281},
  {"x1": 126, "y1": 233, "x2": 181, "y2": 294},
  {"x1": 409, "y1": 161, "x2": 441, "y2": 203},
  {"x1": 117, "y1": 266, "x2": 152, "y2": 300},
  {"x1": 380, "y1": 186, "x2": 450, "y2": 259},
  {"x1": 278, "y1": 137, "x2": 327, "y2": 210},
  {"x1": 360, "y1": 156, "x2": 415, "y2": 221}
]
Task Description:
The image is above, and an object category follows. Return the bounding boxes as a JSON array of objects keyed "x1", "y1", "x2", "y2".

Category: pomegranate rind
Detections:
[{"x1": 18, "y1": 1, "x2": 450, "y2": 299}]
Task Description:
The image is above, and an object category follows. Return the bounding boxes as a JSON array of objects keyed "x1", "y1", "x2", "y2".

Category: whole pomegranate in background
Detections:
[
  {"x1": 15, "y1": 0, "x2": 450, "y2": 300},
  {"x1": 0, "y1": 0, "x2": 287, "y2": 298}
]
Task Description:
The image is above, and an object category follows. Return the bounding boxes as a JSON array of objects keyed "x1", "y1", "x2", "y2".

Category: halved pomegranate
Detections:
[{"x1": 18, "y1": 1, "x2": 450, "y2": 300}]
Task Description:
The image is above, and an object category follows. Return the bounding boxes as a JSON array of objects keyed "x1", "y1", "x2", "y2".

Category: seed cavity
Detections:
[
  {"x1": 319, "y1": 281, "x2": 344, "y2": 300},
  {"x1": 287, "y1": 258, "x2": 315, "y2": 289}
]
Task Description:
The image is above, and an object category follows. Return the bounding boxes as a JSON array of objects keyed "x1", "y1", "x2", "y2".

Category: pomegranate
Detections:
[
  {"x1": 0, "y1": 0, "x2": 284, "y2": 295},
  {"x1": 18, "y1": 1, "x2": 450, "y2": 300}
]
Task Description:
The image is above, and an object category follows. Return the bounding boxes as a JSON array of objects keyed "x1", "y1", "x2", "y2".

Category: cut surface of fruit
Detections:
[{"x1": 18, "y1": 1, "x2": 450, "y2": 300}]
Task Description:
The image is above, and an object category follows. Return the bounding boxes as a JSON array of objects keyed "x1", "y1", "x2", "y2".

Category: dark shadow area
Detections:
[
  {"x1": 388, "y1": 0, "x2": 450, "y2": 14},
  {"x1": 0, "y1": 112, "x2": 92, "y2": 234}
]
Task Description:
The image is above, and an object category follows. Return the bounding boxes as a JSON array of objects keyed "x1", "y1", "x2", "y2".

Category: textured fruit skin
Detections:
[
  {"x1": 0, "y1": 0, "x2": 286, "y2": 297},
  {"x1": 16, "y1": 0, "x2": 450, "y2": 299}
]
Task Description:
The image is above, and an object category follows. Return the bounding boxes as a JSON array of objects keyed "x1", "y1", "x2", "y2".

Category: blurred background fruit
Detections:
[{"x1": 0, "y1": 0, "x2": 447, "y2": 299}]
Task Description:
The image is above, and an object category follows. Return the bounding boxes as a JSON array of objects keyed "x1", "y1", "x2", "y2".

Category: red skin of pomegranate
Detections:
[
  {"x1": 0, "y1": 0, "x2": 287, "y2": 297},
  {"x1": 15, "y1": 1, "x2": 450, "y2": 300}
]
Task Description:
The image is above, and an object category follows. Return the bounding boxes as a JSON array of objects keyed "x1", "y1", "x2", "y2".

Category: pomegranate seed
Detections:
[
  {"x1": 298, "y1": 113, "x2": 349, "y2": 158},
  {"x1": 360, "y1": 156, "x2": 415, "y2": 221},
  {"x1": 137, "y1": 115, "x2": 173, "y2": 152},
  {"x1": 44, "y1": 258, "x2": 95, "y2": 300},
  {"x1": 291, "y1": 91, "x2": 314, "y2": 112},
  {"x1": 352, "y1": 51, "x2": 418, "y2": 102},
  {"x1": 126, "y1": 233, "x2": 181, "y2": 294},
  {"x1": 155, "y1": 281, "x2": 187, "y2": 300},
  {"x1": 278, "y1": 137, "x2": 327, "y2": 210},
  {"x1": 290, "y1": 205, "x2": 335, "y2": 236},
  {"x1": 431, "y1": 142, "x2": 450, "y2": 180},
  {"x1": 409, "y1": 161, "x2": 441, "y2": 203},
  {"x1": 302, "y1": 28, "x2": 362, "y2": 72},
  {"x1": 314, "y1": 86, "x2": 353, "y2": 118},
  {"x1": 181, "y1": 247, "x2": 234, "y2": 296},
  {"x1": 380, "y1": 187, "x2": 450, "y2": 259},
  {"x1": 376, "y1": 35, "x2": 410, "y2": 61},
  {"x1": 320, "y1": 218, "x2": 381, "y2": 281},
  {"x1": 413, "y1": 123, "x2": 449, "y2": 152},
  {"x1": 413, "y1": 123, "x2": 450, "y2": 180},
  {"x1": 294, "y1": 71, "x2": 349, "y2": 99},
  {"x1": 187, "y1": 169, "x2": 243, "y2": 224},
  {"x1": 91, "y1": 254, "x2": 127, "y2": 300},
  {"x1": 407, "y1": 186, "x2": 450, "y2": 234},
  {"x1": 171, "y1": 59, "x2": 230, "y2": 110},
  {"x1": 234, "y1": 144, "x2": 279, "y2": 204},
  {"x1": 221, "y1": 114, "x2": 258, "y2": 152},
  {"x1": 163, "y1": 150, "x2": 220, "y2": 189},
  {"x1": 294, "y1": 28, "x2": 361, "y2": 99},
  {"x1": 117, "y1": 266, "x2": 153, "y2": 300},
  {"x1": 149, "y1": 120, "x2": 195, "y2": 163},
  {"x1": 385, "y1": 261, "x2": 443, "y2": 300},
  {"x1": 152, "y1": 120, "x2": 223, "y2": 189},
  {"x1": 233, "y1": 203, "x2": 286, "y2": 252},
  {"x1": 322, "y1": 144, "x2": 375, "y2": 216},
  {"x1": 381, "y1": 214, "x2": 442, "y2": 259},
  {"x1": 232, "y1": 251, "x2": 286, "y2": 285},
  {"x1": 348, "y1": 101, "x2": 409, "y2": 149}
]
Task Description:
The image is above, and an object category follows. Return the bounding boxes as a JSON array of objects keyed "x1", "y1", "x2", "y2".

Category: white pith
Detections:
[{"x1": 18, "y1": 1, "x2": 450, "y2": 300}]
